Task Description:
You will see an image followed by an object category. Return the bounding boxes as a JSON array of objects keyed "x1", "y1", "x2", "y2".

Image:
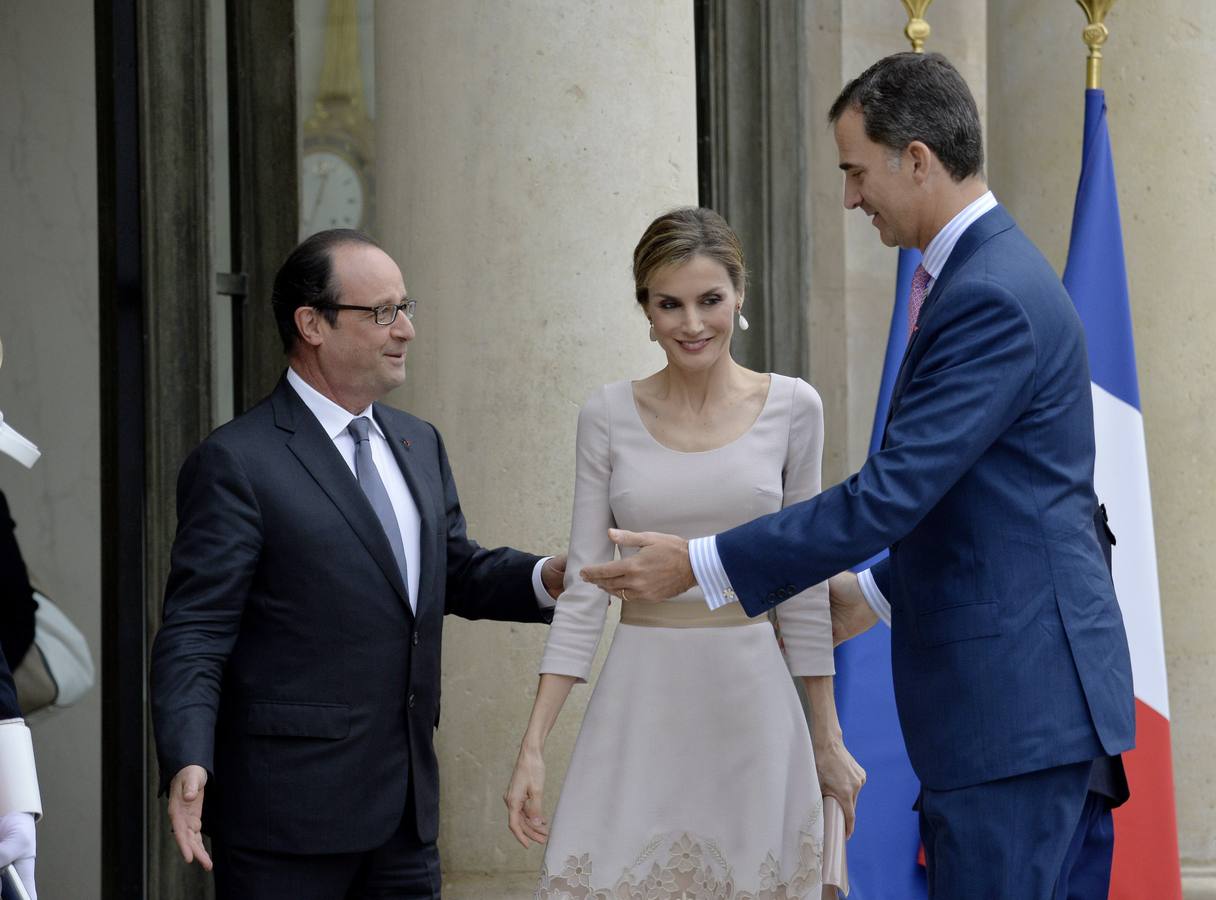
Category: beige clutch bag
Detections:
[{"x1": 822, "y1": 795, "x2": 849, "y2": 896}]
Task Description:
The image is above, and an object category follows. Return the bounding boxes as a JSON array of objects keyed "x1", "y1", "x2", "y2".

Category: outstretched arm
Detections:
[{"x1": 436, "y1": 425, "x2": 549, "y2": 623}]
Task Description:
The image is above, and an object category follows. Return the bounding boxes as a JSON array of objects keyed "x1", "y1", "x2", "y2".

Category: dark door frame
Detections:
[
  {"x1": 694, "y1": 0, "x2": 814, "y2": 379},
  {"x1": 97, "y1": 1, "x2": 296, "y2": 896}
]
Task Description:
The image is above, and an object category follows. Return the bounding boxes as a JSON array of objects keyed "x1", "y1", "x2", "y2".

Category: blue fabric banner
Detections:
[{"x1": 1062, "y1": 89, "x2": 1140, "y2": 411}]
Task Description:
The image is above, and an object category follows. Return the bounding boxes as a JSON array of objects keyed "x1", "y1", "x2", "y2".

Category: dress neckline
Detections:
[{"x1": 626, "y1": 374, "x2": 779, "y2": 455}]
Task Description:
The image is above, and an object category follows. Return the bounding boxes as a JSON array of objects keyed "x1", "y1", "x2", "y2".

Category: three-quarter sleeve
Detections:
[
  {"x1": 774, "y1": 378, "x2": 835, "y2": 676},
  {"x1": 539, "y1": 386, "x2": 615, "y2": 682}
]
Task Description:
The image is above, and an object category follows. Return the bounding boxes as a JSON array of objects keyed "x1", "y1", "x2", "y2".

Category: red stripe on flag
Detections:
[{"x1": 1110, "y1": 699, "x2": 1182, "y2": 899}]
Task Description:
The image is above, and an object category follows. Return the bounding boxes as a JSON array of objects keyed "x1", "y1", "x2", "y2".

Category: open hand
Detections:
[
  {"x1": 504, "y1": 748, "x2": 549, "y2": 848},
  {"x1": 580, "y1": 530, "x2": 695, "y2": 603},
  {"x1": 169, "y1": 765, "x2": 212, "y2": 870},
  {"x1": 828, "y1": 571, "x2": 878, "y2": 646},
  {"x1": 815, "y1": 738, "x2": 866, "y2": 837}
]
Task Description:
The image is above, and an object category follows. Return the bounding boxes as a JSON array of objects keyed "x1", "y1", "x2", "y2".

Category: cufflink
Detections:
[{"x1": 723, "y1": 587, "x2": 737, "y2": 602}]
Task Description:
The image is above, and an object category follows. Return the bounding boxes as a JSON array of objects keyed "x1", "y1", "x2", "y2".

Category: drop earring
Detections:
[
  {"x1": 649, "y1": 323, "x2": 657, "y2": 342},
  {"x1": 737, "y1": 308, "x2": 750, "y2": 331}
]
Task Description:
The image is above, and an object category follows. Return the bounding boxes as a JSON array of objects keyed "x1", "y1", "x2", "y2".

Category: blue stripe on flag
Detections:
[
  {"x1": 1062, "y1": 89, "x2": 1140, "y2": 411},
  {"x1": 833, "y1": 246, "x2": 927, "y2": 899}
]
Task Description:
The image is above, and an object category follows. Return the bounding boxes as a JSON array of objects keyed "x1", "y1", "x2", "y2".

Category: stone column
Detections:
[
  {"x1": 988, "y1": 4, "x2": 1216, "y2": 896},
  {"x1": 375, "y1": 1, "x2": 696, "y2": 884}
]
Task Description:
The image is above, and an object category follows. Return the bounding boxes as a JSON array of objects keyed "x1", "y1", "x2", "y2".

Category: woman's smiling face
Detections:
[{"x1": 644, "y1": 254, "x2": 741, "y2": 373}]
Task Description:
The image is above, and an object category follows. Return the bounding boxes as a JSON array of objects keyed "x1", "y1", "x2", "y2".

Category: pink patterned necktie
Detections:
[{"x1": 907, "y1": 264, "x2": 931, "y2": 336}]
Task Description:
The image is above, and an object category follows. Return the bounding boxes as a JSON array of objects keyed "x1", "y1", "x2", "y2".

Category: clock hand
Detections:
[{"x1": 307, "y1": 166, "x2": 332, "y2": 228}]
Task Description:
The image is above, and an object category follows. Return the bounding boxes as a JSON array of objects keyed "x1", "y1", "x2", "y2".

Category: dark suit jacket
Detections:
[
  {"x1": 150, "y1": 376, "x2": 550, "y2": 853},
  {"x1": 0, "y1": 645, "x2": 16, "y2": 720},
  {"x1": 0, "y1": 492, "x2": 36, "y2": 672},
  {"x1": 0, "y1": 490, "x2": 35, "y2": 719},
  {"x1": 716, "y1": 206, "x2": 1135, "y2": 791}
]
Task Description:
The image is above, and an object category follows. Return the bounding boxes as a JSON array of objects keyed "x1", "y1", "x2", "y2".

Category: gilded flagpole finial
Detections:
[
  {"x1": 901, "y1": 0, "x2": 934, "y2": 53},
  {"x1": 1076, "y1": 0, "x2": 1116, "y2": 89}
]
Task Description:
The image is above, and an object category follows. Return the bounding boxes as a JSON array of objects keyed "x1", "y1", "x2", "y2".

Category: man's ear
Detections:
[
  {"x1": 907, "y1": 140, "x2": 934, "y2": 183},
  {"x1": 294, "y1": 305, "x2": 326, "y2": 348}
]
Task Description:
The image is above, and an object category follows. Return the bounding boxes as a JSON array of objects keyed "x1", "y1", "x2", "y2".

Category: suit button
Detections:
[
  {"x1": 408, "y1": 693, "x2": 416, "y2": 709},
  {"x1": 412, "y1": 631, "x2": 419, "y2": 647}
]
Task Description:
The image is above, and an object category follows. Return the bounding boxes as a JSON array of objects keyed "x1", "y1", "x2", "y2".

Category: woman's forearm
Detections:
[
  {"x1": 521, "y1": 673, "x2": 579, "y2": 754},
  {"x1": 801, "y1": 674, "x2": 844, "y2": 749}
]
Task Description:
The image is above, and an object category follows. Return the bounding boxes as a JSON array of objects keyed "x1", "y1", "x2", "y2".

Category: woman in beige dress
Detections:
[{"x1": 504, "y1": 208, "x2": 864, "y2": 900}]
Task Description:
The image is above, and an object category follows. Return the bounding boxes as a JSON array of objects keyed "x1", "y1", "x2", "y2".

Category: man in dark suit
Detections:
[
  {"x1": 150, "y1": 229, "x2": 563, "y2": 899},
  {"x1": 583, "y1": 53, "x2": 1134, "y2": 899}
]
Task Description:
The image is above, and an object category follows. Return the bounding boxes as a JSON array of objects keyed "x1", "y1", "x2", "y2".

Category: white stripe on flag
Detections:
[{"x1": 1091, "y1": 382, "x2": 1169, "y2": 719}]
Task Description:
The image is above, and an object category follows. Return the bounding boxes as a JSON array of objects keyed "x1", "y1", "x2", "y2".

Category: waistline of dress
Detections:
[{"x1": 619, "y1": 600, "x2": 769, "y2": 629}]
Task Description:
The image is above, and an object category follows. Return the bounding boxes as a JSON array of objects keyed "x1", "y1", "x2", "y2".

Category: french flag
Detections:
[{"x1": 1063, "y1": 87, "x2": 1183, "y2": 900}]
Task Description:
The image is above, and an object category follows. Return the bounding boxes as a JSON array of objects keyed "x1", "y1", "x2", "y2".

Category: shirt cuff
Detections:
[
  {"x1": 856, "y1": 567, "x2": 892, "y2": 627},
  {"x1": 0, "y1": 721, "x2": 42, "y2": 819},
  {"x1": 689, "y1": 536, "x2": 739, "y2": 610},
  {"x1": 532, "y1": 557, "x2": 556, "y2": 609}
]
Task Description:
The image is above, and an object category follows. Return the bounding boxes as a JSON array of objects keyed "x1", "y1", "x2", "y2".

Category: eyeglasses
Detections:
[{"x1": 314, "y1": 299, "x2": 417, "y2": 326}]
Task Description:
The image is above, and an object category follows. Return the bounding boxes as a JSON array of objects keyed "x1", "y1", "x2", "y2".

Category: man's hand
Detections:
[
  {"x1": 828, "y1": 571, "x2": 878, "y2": 646},
  {"x1": 580, "y1": 530, "x2": 695, "y2": 603},
  {"x1": 168, "y1": 765, "x2": 213, "y2": 871},
  {"x1": 541, "y1": 555, "x2": 567, "y2": 601},
  {"x1": 814, "y1": 738, "x2": 866, "y2": 837},
  {"x1": 0, "y1": 811, "x2": 36, "y2": 900}
]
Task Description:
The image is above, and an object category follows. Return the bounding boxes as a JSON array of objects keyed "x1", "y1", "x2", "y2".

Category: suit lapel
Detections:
[
  {"x1": 881, "y1": 206, "x2": 1018, "y2": 440},
  {"x1": 375, "y1": 405, "x2": 440, "y2": 618},
  {"x1": 273, "y1": 379, "x2": 412, "y2": 609}
]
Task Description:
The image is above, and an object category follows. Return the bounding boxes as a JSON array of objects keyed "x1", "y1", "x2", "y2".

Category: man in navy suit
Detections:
[
  {"x1": 150, "y1": 229, "x2": 564, "y2": 899},
  {"x1": 583, "y1": 53, "x2": 1134, "y2": 899}
]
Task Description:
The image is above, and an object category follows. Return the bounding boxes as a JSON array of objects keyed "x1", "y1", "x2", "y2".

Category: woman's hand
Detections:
[
  {"x1": 504, "y1": 746, "x2": 549, "y2": 848},
  {"x1": 815, "y1": 737, "x2": 866, "y2": 837}
]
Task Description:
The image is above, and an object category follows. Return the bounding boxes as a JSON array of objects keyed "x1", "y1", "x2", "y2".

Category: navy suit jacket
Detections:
[
  {"x1": 150, "y1": 376, "x2": 549, "y2": 852},
  {"x1": 717, "y1": 206, "x2": 1135, "y2": 790}
]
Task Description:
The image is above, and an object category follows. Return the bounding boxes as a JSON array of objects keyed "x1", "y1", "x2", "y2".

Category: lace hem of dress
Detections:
[{"x1": 535, "y1": 814, "x2": 823, "y2": 900}]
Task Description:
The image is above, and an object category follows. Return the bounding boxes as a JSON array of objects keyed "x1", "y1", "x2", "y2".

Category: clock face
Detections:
[{"x1": 300, "y1": 149, "x2": 366, "y2": 238}]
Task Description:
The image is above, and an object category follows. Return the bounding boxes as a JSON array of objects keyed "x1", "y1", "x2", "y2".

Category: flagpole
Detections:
[
  {"x1": 1076, "y1": 0, "x2": 1116, "y2": 89},
  {"x1": 900, "y1": 0, "x2": 934, "y2": 53}
]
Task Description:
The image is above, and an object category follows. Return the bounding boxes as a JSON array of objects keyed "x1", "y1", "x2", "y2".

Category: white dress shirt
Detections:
[
  {"x1": 286, "y1": 369, "x2": 554, "y2": 611},
  {"x1": 691, "y1": 191, "x2": 999, "y2": 621}
]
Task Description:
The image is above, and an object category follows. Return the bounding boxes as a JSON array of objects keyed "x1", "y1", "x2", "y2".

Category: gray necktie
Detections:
[{"x1": 347, "y1": 416, "x2": 410, "y2": 601}]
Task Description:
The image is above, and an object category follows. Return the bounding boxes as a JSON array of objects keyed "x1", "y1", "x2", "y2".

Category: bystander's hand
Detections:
[{"x1": 0, "y1": 811, "x2": 36, "y2": 899}]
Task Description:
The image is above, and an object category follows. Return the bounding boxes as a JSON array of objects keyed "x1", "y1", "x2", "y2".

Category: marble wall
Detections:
[
  {"x1": 374, "y1": 0, "x2": 697, "y2": 881},
  {"x1": 0, "y1": 3, "x2": 101, "y2": 899}
]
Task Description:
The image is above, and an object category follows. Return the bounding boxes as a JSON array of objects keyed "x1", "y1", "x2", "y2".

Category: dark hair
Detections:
[
  {"x1": 828, "y1": 52, "x2": 983, "y2": 182},
  {"x1": 271, "y1": 228, "x2": 383, "y2": 353},
  {"x1": 632, "y1": 207, "x2": 746, "y2": 306}
]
